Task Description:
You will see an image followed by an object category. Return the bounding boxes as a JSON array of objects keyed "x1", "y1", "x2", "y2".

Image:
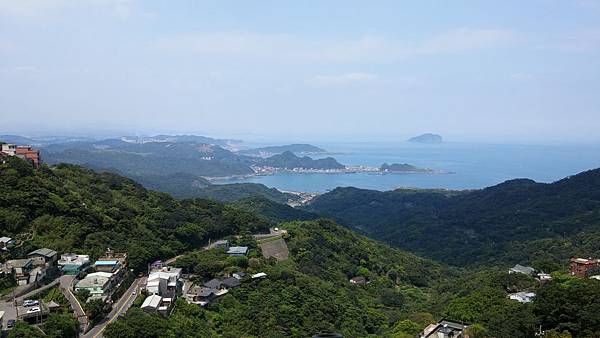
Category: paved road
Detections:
[
  {"x1": 59, "y1": 275, "x2": 88, "y2": 333},
  {"x1": 82, "y1": 277, "x2": 143, "y2": 338}
]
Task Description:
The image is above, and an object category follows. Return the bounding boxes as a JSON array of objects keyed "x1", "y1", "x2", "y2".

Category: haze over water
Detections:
[{"x1": 217, "y1": 142, "x2": 600, "y2": 192}]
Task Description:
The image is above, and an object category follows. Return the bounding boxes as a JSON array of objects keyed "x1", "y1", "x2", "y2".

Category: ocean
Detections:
[{"x1": 216, "y1": 142, "x2": 600, "y2": 192}]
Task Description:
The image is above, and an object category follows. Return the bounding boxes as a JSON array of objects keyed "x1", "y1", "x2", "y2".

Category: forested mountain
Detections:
[
  {"x1": 0, "y1": 157, "x2": 268, "y2": 272},
  {"x1": 306, "y1": 169, "x2": 600, "y2": 266},
  {"x1": 191, "y1": 183, "x2": 294, "y2": 204},
  {"x1": 230, "y1": 196, "x2": 319, "y2": 223},
  {"x1": 43, "y1": 141, "x2": 254, "y2": 177},
  {"x1": 4, "y1": 157, "x2": 600, "y2": 337},
  {"x1": 260, "y1": 151, "x2": 345, "y2": 169}
]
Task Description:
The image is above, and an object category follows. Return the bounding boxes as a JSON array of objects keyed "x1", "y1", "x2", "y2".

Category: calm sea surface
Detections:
[{"x1": 216, "y1": 142, "x2": 600, "y2": 192}]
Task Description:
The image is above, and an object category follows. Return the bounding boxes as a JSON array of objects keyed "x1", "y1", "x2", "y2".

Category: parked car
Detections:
[
  {"x1": 26, "y1": 306, "x2": 41, "y2": 314},
  {"x1": 7, "y1": 319, "x2": 16, "y2": 328},
  {"x1": 23, "y1": 300, "x2": 39, "y2": 307}
]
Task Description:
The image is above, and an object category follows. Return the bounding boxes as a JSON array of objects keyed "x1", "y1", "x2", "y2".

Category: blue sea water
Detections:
[{"x1": 217, "y1": 142, "x2": 600, "y2": 192}]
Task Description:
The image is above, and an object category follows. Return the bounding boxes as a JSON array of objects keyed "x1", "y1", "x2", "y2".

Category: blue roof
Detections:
[{"x1": 95, "y1": 260, "x2": 118, "y2": 265}]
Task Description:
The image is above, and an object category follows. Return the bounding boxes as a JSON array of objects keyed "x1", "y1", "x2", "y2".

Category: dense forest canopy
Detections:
[
  {"x1": 306, "y1": 169, "x2": 600, "y2": 266},
  {"x1": 0, "y1": 157, "x2": 268, "y2": 272}
]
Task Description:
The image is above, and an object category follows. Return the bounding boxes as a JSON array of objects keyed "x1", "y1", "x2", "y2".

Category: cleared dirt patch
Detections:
[{"x1": 259, "y1": 237, "x2": 289, "y2": 261}]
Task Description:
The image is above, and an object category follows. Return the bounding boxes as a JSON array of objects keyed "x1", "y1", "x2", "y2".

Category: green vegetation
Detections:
[
  {"x1": 0, "y1": 157, "x2": 268, "y2": 272},
  {"x1": 109, "y1": 219, "x2": 445, "y2": 337},
  {"x1": 259, "y1": 151, "x2": 344, "y2": 170},
  {"x1": 4, "y1": 155, "x2": 600, "y2": 336},
  {"x1": 306, "y1": 169, "x2": 600, "y2": 266},
  {"x1": 194, "y1": 183, "x2": 294, "y2": 203},
  {"x1": 230, "y1": 196, "x2": 318, "y2": 223},
  {"x1": 380, "y1": 163, "x2": 432, "y2": 173}
]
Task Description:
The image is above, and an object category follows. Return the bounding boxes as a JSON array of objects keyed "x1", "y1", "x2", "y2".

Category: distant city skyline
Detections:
[{"x1": 1, "y1": 0, "x2": 600, "y2": 144}]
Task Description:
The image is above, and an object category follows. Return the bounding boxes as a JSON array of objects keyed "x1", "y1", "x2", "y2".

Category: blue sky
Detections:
[{"x1": 1, "y1": 0, "x2": 599, "y2": 143}]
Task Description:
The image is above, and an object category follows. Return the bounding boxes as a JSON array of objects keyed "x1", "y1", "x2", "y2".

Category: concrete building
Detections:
[
  {"x1": 58, "y1": 253, "x2": 90, "y2": 275},
  {"x1": 75, "y1": 272, "x2": 113, "y2": 300},
  {"x1": 147, "y1": 266, "x2": 182, "y2": 298},
  {"x1": 15, "y1": 146, "x2": 41, "y2": 168},
  {"x1": 420, "y1": 319, "x2": 469, "y2": 338},
  {"x1": 227, "y1": 246, "x2": 249, "y2": 256},
  {"x1": 27, "y1": 248, "x2": 58, "y2": 266},
  {"x1": 570, "y1": 257, "x2": 599, "y2": 278},
  {"x1": 508, "y1": 264, "x2": 535, "y2": 276},
  {"x1": 4, "y1": 257, "x2": 46, "y2": 286},
  {"x1": 0, "y1": 144, "x2": 17, "y2": 156},
  {"x1": 508, "y1": 291, "x2": 536, "y2": 303},
  {"x1": 141, "y1": 294, "x2": 171, "y2": 316},
  {"x1": 94, "y1": 260, "x2": 121, "y2": 274}
]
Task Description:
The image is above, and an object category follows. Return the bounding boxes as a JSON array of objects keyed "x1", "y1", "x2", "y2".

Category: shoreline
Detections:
[{"x1": 203, "y1": 166, "x2": 453, "y2": 183}]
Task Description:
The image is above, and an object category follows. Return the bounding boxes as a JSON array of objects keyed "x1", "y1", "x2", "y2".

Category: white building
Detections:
[
  {"x1": 147, "y1": 266, "x2": 182, "y2": 298},
  {"x1": 0, "y1": 144, "x2": 16, "y2": 156},
  {"x1": 508, "y1": 291, "x2": 536, "y2": 303},
  {"x1": 141, "y1": 294, "x2": 171, "y2": 316},
  {"x1": 75, "y1": 272, "x2": 114, "y2": 300},
  {"x1": 58, "y1": 253, "x2": 90, "y2": 275}
]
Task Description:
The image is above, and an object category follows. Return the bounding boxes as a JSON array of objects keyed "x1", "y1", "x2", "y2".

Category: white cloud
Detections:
[
  {"x1": 155, "y1": 28, "x2": 516, "y2": 63},
  {"x1": 311, "y1": 73, "x2": 377, "y2": 87}
]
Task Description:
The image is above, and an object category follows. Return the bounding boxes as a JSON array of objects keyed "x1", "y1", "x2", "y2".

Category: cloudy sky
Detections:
[{"x1": 1, "y1": 0, "x2": 600, "y2": 143}]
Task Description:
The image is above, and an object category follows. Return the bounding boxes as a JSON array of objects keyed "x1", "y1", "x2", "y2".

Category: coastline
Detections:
[{"x1": 203, "y1": 165, "x2": 453, "y2": 183}]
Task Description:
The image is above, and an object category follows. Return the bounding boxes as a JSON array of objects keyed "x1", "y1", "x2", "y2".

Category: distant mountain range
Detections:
[
  {"x1": 238, "y1": 144, "x2": 327, "y2": 157},
  {"x1": 408, "y1": 133, "x2": 443, "y2": 143},
  {"x1": 0, "y1": 134, "x2": 343, "y2": 200}
]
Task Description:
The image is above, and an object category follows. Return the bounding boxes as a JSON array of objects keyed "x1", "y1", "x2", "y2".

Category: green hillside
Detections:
[
  {"x1": 305, "y1": 169, "x2": 600, "y2": 266},
  {"x1": 194, "y1": 183, "x2": 295, "y2": 204},
  {"x1": 230, "y1": 196, "x2": 319, "y2": 223},
  {"x1": 0, "y1": 157, "x2": 268, "y2": 272}
]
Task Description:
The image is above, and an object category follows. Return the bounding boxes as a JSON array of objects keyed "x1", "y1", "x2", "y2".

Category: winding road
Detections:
[{"x1": 82, "y1": 277, "x2": 144, "y2": 338}]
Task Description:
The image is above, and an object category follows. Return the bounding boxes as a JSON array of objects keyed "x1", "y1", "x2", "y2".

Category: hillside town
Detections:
[{"x1": 0, "y1": 229, "x2": 274, "y2": 337}]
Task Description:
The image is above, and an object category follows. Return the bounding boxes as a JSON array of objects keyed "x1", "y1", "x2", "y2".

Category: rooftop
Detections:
[
  {"x1": 87, "y1": 272, "x2": 113, "y2": 278},
  {"x1": 227, "y1": 246, "x2": 249, "y2": 255},
  {"x1": 142, "y1": 294, "x2": 162, "y2": 309},
  {"x1": 95, "y1": 260, "x2": 119, "y2": 266},
  {"x1": 28, "y1": 248, "x2": 57, "y2": 258},
  {"x1": 251, "y1": 272, "x2": 267, "y2": 279},
  {"x1": 204, "y1": 278, "x2": 222, "y2": 289}
]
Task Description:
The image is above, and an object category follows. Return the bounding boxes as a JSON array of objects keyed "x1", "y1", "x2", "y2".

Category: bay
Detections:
[{"x1": 215, "y1": 142, "x2": 600, "y2": 192}]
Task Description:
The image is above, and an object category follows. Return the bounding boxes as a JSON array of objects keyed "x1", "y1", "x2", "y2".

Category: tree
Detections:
[
  {"x1": 84, "y1": 298, "x2": 106, "y2": 320},
  {"x1": 44, "y1": 313, "x2": 79, "y2": 338},
  {"x1": 392, "y1": 319, "x2": 422, "y2": 336},
  {"x1": 465, "y1": 324, "x2": 488, "y2": 338},
  {"x1": 7, "y1": 321, "x2": 44, "y2": 338}
]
